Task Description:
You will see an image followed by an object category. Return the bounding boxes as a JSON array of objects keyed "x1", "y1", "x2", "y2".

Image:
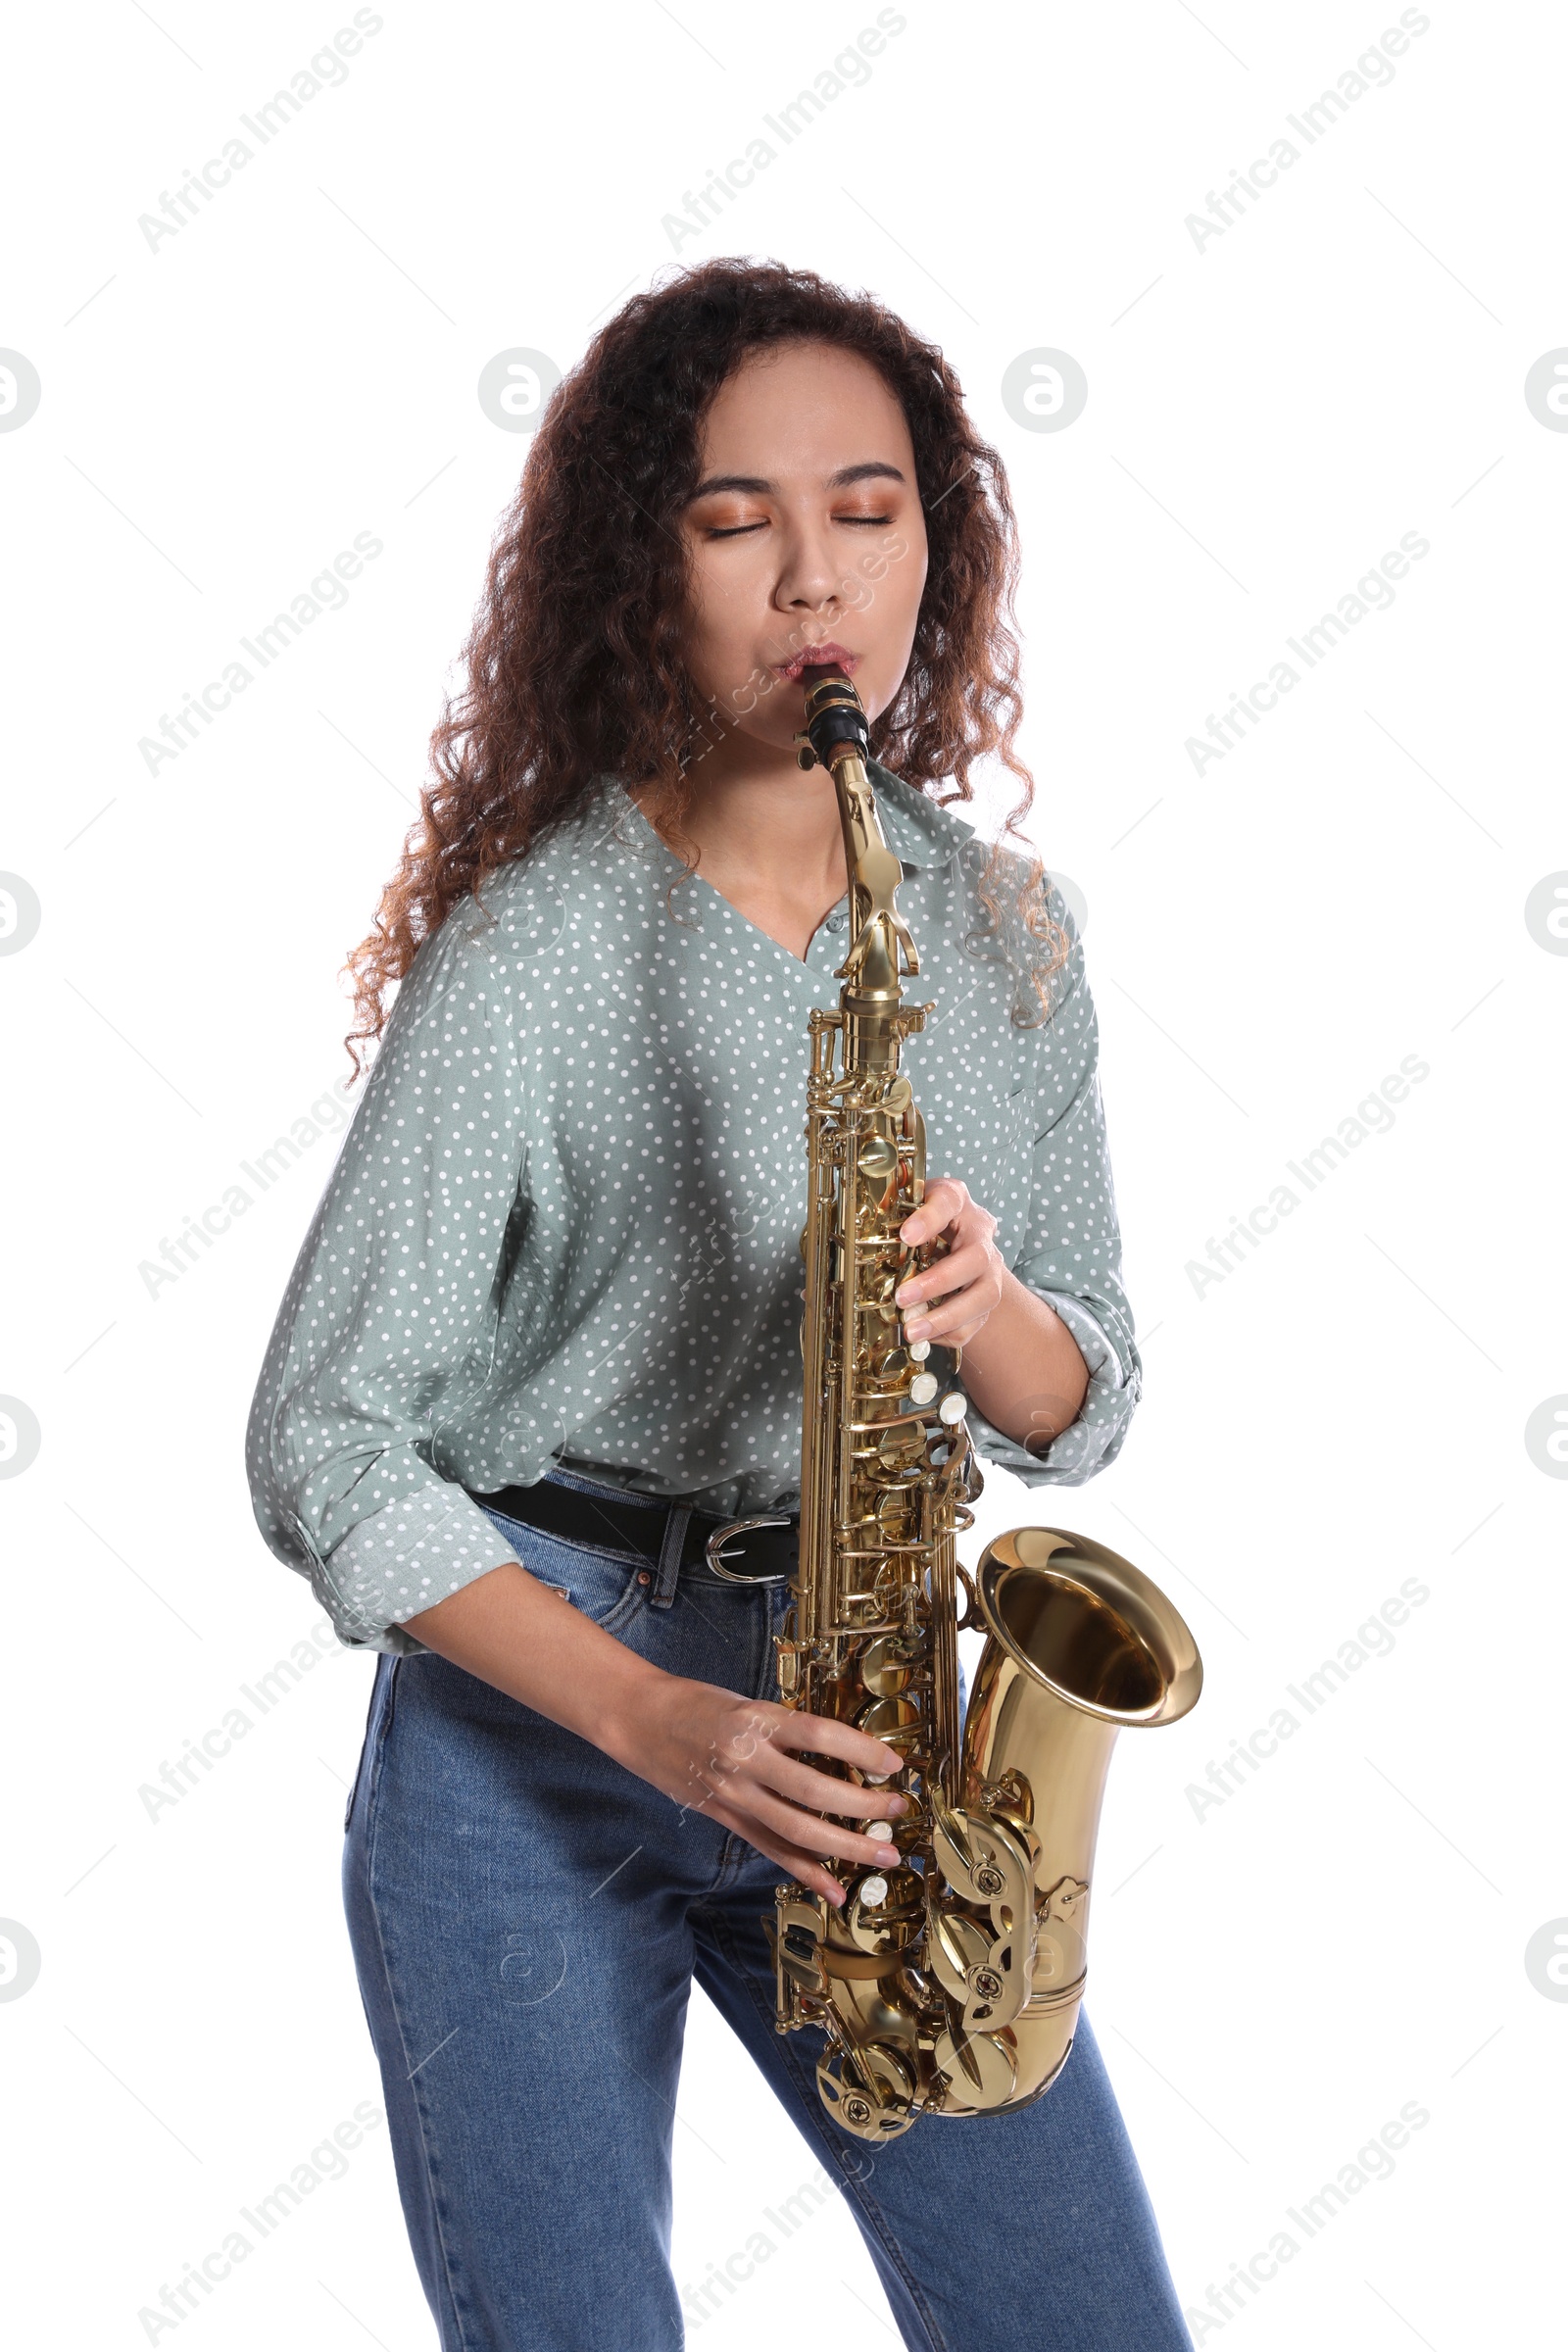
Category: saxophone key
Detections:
[
  {"x1": 858, "y1": 1633, "x2": 922, "y2": 1697},
  {"x1": 815, "y1": 2046, "x2": 918, "y2": 2142},
  {"x1": 855, "y1": 1693, "x2": 922, "y2": 1749},
  {"x1": 844, "y1": 1864, "x2": 923, "y2": 1955},
  {"x1": 930, "y1": 2024, "x2": 1018, "y2": 2113},
  {"x1": 926, "y1": 1906, "x2": 1029, "y2": 2033}
]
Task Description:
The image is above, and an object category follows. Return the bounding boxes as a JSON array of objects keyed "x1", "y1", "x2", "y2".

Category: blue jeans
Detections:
[{"x1": 342, "y1": 1471, "x2": 1192, "y2": 2351}]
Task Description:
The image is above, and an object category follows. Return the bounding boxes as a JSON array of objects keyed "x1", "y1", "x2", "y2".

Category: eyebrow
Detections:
[{"x1": 686, "y1": 460, "x2": 906, "y2": 501}]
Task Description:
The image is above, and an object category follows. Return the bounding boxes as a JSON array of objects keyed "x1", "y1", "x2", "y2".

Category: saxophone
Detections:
[{"x1": 764, "y1": 665, "x2": 1202, "y2": 2142}]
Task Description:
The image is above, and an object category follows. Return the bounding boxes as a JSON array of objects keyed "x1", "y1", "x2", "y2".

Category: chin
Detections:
[{"x1": 741, "y1": 714, "x2": 808, "y2": 758}]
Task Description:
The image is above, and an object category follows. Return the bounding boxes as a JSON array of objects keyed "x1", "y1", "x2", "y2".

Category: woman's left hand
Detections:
[{"x1": 896, "y1": 1177, "x2": 1008, "y2": 1351}]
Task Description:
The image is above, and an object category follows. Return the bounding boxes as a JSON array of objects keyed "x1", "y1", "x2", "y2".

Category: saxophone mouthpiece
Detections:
[{"x1": 800, "y1": 665, "x2": 872, "y2": 775}]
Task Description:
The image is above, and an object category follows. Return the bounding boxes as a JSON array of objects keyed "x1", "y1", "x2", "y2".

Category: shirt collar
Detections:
[
  {"x1": 599, "y1": 763, "x2": 976, "y2": 879},
  {"x1": 863, "y1": 761, "x2": 977, "y2": 876}
]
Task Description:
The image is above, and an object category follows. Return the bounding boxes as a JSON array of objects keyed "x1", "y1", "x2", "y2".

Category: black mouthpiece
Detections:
[{"x1": 802, "y1": 669, "x2": 871, "y2": 771}]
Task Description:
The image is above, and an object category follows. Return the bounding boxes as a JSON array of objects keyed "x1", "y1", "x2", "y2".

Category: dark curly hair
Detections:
[{"x1": 344, "y1": 257, "x2": 1065, "y2": 1074}]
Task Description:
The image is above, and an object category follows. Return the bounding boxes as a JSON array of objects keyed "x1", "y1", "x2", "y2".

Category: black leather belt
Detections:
[{"x1": 466, "y1": 1475, "x2": 797, "y2": 1604}]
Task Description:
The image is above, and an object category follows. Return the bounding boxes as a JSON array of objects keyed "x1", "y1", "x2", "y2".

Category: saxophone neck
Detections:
[{"x1": 798, "y1": 668, "x2": 920, "y2": 1012}]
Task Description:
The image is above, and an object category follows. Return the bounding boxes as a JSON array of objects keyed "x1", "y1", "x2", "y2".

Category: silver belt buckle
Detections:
[{"x1": 705, "y1": 1515, "x2": 794, "y2": 1586}]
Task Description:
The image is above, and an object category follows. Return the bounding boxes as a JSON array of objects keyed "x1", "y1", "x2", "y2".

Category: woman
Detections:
[{"x1": 246, "y1": 258, "x2": 1189, "y2": 2351}]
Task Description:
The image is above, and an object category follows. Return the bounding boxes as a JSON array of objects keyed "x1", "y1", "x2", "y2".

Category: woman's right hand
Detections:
[
  {"x1": 604, "y1": 1670, "x2": 907, "y2": 1908},
  {"x1": 405, "y1": 1560, "x2": 906, "y2": 1907}
]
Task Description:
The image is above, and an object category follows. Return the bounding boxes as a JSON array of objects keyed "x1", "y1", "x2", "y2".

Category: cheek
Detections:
[
  {"x1": 684, "y1": 561, "x2": 760, "y2": 691},
  {"x1": 902, "y1": 550, "x2": 930, "y2": 639},
  {"x1": 877, "y1": 528, "x2": 926, "y2": 607}
]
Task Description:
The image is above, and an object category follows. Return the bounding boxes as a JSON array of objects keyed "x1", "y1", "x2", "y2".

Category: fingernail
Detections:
[
  {"x1": 825, "y1": 1884, "x2": 846, "y2": 1908},
  {"x1": 875, "y1": 1844, "x2": 900, "y2": 1866}
]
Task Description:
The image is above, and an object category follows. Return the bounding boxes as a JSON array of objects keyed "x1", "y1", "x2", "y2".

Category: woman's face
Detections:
[{"x1": 677, "y1": 339, "x2": 929, "y2": 762}]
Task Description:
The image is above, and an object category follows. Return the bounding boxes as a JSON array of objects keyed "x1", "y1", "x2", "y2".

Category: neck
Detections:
[
  {"x1": 643, "y1": 729, "x2": 851, "y2": 910},
  {"x1": 631, "y1": 724, "x2": 860, "y2": 962}
]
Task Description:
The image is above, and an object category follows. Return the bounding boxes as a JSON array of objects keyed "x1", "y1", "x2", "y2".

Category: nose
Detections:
[{"x1": 773, "y1": 506, "x2": 847, "y2": 625}]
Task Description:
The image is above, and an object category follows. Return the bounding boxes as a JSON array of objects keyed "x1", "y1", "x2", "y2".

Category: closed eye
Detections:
[{"x1": 705, "y1": 511, "x2": 894, "y2": 540}]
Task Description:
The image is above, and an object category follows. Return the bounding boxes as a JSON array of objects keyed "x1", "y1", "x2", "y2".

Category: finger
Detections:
[
  {"x1": 744, "y1": 1745, "x2": 909, "y2": 1829},
  {"x1": 904, "y1": 1282, "x2": 1000, "y2": 1344},
  {"x1": 900, "y1": 1177, "x2": 968, "y2": 1247},
  {"x1": 902, "y1": 1261, "x2": 1000, "y2": 1331},
  {"x1": 685, "y1": 1701, "x2": 858, "y2": 1782},
  {"x1": 735, "y1": 1783, "x2": 904, "y2": 1872},
  {"x1": 748, "y1": 1743, "x2": 910, "y2": 1825},
  {"x1": 763, "y1": 1707, "x2": 906, "y2": 1785},
  {"x1": 896, "y1": 1239, "x2": 992, "y2": 1311},
  {"x1": 701, "y1": 1799, "x2": 851, "y2": 1905},
  {"x1": 700, "y1": 1796, "x2": 883, "y2": 1890}
]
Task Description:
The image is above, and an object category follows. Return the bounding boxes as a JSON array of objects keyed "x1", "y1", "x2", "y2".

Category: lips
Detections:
[{"x1": 776, "y1": 640, "x2": 858, "y2": 681}]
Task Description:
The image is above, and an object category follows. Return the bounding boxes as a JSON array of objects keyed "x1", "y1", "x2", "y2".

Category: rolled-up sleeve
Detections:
[
  {"x1": 244, "y1": 906, "x2": 528, "y2": 1653},
  {"x1": 966, "y1": 908, "x2": 1142, "y2": 1488}
]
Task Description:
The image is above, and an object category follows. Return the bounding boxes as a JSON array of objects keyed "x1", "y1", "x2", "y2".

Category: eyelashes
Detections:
[{"x1": 704, "y1": 513, "x2": 894, "y2": 541}]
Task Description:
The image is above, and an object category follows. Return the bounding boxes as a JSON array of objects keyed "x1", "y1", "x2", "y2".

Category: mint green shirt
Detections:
[{"x1": 245, "y1": 766, "x2": 1141, "y2": 1653}]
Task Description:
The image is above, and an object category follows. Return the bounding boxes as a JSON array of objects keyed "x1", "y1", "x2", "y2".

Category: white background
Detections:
[{"x1": 2, "y1": 2, "x2": 1564, "y2": 2344}]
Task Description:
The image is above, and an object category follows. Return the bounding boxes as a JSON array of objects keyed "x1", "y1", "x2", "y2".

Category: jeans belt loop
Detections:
[{"x1": 652, "y1": 1503, "x2": 690, "y2": 1609}]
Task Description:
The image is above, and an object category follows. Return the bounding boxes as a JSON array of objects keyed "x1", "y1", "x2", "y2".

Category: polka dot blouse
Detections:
[{"x1": 244, "y1": 766, "x2": 1141, "y2": 1653}]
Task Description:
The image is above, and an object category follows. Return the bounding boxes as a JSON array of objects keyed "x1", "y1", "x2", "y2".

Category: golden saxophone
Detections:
[{"x1": 764, "y1": 665, "x2": 1202, "y2": 2142}]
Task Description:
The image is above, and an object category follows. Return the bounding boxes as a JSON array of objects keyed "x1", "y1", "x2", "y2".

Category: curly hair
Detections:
[{"x1": 343, "y1": 257, "x2": 1065, "y2": 1075}]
